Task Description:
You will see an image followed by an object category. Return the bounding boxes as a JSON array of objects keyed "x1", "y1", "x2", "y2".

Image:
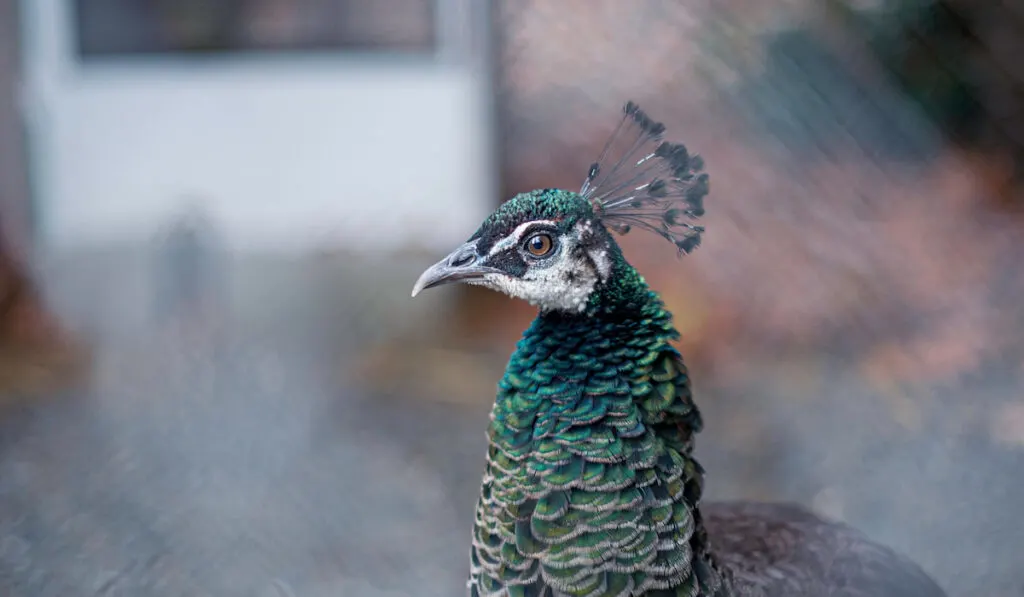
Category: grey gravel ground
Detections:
[
  {"x1": 0, "y1": 251, "x2": 482, "y2": 597},
  {"x1": 0, "y1": 247, "x2": 1013, "y2": 597}
]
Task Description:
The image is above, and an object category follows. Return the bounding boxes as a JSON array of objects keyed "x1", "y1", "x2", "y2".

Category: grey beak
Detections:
[{"x1": 411, "y1": 240, "x2": 500, "y2": 297}]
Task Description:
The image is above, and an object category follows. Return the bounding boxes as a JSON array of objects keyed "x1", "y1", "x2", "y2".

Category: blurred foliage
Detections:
[
  {"x1": 0, "y1": 244, "x2": 87, "y2": 398},
  {"x1": 829, "y1": 0, "x2": 1024, "y2": 202},
  {"x1": 495, "y1": 0, "x2": 1024, "y2": 395}
]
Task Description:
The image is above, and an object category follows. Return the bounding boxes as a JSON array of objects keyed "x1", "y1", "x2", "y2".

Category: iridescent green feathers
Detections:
[{"x1": 468, "y1": 281, "x2": 728, "y2": 597}]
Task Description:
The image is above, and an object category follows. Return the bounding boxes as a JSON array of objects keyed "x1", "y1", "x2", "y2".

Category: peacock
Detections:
[{"x1": 411, "y1": 102, "x2": 947, "y2": 597}]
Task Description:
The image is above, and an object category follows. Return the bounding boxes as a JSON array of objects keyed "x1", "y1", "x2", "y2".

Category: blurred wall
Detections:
[{"x1": 20, "y1": 0, "x2": 495, "y2": 254}]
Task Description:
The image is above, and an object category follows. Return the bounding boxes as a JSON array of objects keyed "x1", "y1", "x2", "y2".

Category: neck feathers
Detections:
[{"x1": 470, "y1": 265, "x2": 730, "y2": 596}]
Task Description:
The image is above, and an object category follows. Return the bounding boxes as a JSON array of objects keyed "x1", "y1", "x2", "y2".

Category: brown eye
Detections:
[{"x1": 525, "y1": 233, "x2": 554, "y2": 257}]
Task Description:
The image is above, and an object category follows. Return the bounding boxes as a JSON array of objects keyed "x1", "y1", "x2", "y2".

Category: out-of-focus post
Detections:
[
  {"x1": 0, "y1": 0, "x2": 77, "y2": 384},
  {"x1": 0, "y1": 0, "x2": 31, "y2": 258}
]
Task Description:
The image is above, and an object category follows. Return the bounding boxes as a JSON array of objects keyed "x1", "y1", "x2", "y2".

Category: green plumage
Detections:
[{"x1": 468, "y1": 194, "x2": 728, "y2": 596}]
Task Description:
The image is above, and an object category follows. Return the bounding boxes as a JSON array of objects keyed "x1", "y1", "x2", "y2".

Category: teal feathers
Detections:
[{"x1": 468, "y1": 253, "x2": 728, "y2": 597}]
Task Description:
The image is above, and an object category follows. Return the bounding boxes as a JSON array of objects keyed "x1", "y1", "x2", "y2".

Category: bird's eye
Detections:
[{"x1": 524, "y1": 233, "x2": 554, "y2": 257}]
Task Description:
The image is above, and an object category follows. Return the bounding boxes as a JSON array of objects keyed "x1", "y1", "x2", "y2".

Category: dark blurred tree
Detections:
[{"x1": 832, "y1": 0, "x2": 1024, "y2": 206}]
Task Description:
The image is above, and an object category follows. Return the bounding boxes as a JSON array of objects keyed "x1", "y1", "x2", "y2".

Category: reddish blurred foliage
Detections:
[
  {"x1": 0, "y1": 247, "x2": 57, "y2": 347},
  {"x1": 0, "y1": 236, "x2": 84, "y2": 397},
  {"x1": 495, "y1": 0, "x2": 1024, "y2": 390}
]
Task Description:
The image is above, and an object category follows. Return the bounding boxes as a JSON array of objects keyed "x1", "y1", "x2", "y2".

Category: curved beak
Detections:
[{"x1": 410, "y1": 240, "x2": 501, "y2": 297}]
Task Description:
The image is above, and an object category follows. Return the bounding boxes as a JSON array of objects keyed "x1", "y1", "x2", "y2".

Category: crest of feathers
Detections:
[{"x1": 580, "y1": 101, "x2": 709, "y2": 255}]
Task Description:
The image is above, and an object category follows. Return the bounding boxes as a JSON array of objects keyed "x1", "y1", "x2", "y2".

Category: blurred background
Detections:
[{"x1": 0, "y1": 0, "x2": 1021, "y2": 595}]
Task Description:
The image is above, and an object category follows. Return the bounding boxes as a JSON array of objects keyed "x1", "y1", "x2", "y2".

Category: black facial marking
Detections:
[
  {"x1": 473, "y1": 221, "x2": 556, "y2": 257},
  {"x1": 482, "y1": 250, "x2": 528, "y2": 278}
]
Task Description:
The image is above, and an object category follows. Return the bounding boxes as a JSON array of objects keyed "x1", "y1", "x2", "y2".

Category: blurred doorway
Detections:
[{"x1": 19, "y1": 0, "x2": 497, "y2": 254}]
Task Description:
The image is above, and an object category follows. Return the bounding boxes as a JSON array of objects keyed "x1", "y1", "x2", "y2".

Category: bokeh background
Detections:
[{"x1": 0, "y1": 1, "x2": 1022, "y2": 595}]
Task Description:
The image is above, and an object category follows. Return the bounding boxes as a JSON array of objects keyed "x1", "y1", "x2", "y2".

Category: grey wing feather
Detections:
[{"x1": 703, "y1": 501, "x2": 947, "y2": 597}]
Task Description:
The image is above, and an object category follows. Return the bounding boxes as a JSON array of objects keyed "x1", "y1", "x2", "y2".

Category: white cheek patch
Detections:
[
  {"x1": 483, "y1": 267, "x2": 596, "y2": 312},
  {"x1": 592, "y1": 250, "x2": 612, "y2": 282},
  {"x1": 523, "y1": 256, "x2": 599, "y2": 312},
  {"x1": 576, "y1": 219, "x2": 612, "y2": 282}
]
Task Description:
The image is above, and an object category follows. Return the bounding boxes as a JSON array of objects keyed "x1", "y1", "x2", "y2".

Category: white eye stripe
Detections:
[{"x1": 486, "y1": 220, "x2": 558, "y2": 257}]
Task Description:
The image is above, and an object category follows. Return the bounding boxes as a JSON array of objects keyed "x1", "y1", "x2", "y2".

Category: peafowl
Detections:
[{"x1": 411, "y1": 102, "x2": 947, "y2": 597}]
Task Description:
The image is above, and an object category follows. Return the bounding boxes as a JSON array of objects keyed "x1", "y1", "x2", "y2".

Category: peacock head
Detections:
[{"x1": 411, "y1": 101, "x2": 710, "y2": 314}]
